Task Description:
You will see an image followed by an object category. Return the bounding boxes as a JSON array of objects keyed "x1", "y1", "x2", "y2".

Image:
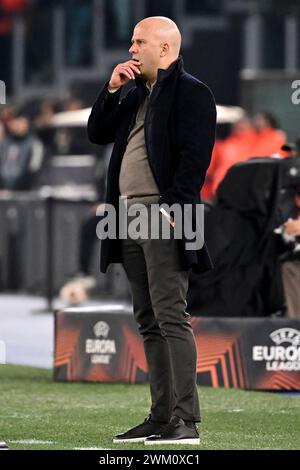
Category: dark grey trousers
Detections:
[{"x1": 121, "y1": 206, "x2": 201, "y2": 423}]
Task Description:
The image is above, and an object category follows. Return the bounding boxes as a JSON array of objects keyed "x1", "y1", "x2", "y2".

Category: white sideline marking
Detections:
[
  {"x1": 10, "y1": 439, "x2": 56, "y2": 445},
  {"x1": 74, "y1": 447, "x2": 112, "y2": 450}
]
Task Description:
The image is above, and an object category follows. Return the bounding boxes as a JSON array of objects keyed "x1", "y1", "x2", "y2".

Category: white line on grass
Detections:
[
  {"x1": 9, "y1": 439, "x2": 56, "y2": 445},
  {"x1": 74, "y1": 447, "x2": 112, "y2": 450}
]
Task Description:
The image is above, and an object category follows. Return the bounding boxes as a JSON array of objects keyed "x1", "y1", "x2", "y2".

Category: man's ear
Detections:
[{"x1": 160, "y1": 43, "x2": 169, "y2": 57}]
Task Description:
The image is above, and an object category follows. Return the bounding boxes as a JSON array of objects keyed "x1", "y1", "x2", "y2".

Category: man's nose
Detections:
[{"x1": 129, "y1": 44, "x2": 137, "y2": 54}]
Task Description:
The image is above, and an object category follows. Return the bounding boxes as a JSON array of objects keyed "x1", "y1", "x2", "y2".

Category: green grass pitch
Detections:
[{"x1": 0, "y1": 365, "x2": 299, "y2": 450}]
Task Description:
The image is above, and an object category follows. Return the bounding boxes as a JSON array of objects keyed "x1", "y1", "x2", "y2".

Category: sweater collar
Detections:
[{"x1": 135, "y1": 55, "x2": 184, "y2": 90}]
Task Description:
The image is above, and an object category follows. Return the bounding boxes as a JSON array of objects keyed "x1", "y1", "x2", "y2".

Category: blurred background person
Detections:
[
  {"x1": 277, "y1": 137, "x2": 300, "y2": 319},
  {"x1": 0, "y1": 113, "x2": 44, "y2": 190},
  {"x1": 0, "y1": 104, "x2": 15, "y2": 143},
  {"x1": 281, "y1": 216, "x2": 300, "y2": 319},
  {"x1": 212, "y1": 116, "x2": 257, "y2": 194},
  {"x1": 252, "y1": 111, "x2": 287, "y2": 157}
]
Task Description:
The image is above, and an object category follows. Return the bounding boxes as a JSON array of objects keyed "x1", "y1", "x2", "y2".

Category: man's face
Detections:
[{"x1": 129, "y1": 25, "x2": 162, "y2": 80}]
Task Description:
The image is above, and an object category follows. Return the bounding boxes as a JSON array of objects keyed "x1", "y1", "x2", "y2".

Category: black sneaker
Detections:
[
  {"x1": 0, "y1": 441, "x2": 9, "y2": 450},
  {"x1": 144, "y1": 415, "x2": 200, "y2": 445},
  {"x1": 113, "y1": 415, "x2": 169, "y2": 443}
]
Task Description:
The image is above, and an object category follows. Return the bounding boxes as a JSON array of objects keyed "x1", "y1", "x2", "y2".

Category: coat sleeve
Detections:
[
  {"x1": 87, "y1": 81, "x2": 124, "y2": 145},
  {"x1": 159, "y1": 81, "x2": 216, "y2": 206}
]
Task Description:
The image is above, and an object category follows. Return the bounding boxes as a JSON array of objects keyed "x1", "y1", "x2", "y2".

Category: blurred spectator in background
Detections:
[
  {"x1": 276, "y1": 138, "x2": 300, "y2": 318},
  {"x1": 0, "y1": 0, "x2": 28, "y2": 93},
  {"x1": 200, "y1": 139, "x2": 222, "y2": 201},
  {"x1": 0, "y1": 121, "x2": 4, "y2": 143},
  {"x1": 202, "y1": 111, "x2": 288, "y2": 201},
  {"x1": 35, "y1": 97, "x2": 83, "y2": 121},
  {"x1": 34, "y1": 100, "x2": 58, "y2": 129},
  {"x1": 0, "y1": 114, "x2": 44, "y2": 190},
  {"x1": 62, "y1": 98, "x2": 84, "y2": 112},
  {"x1": 0, "y1": 104, "x2": 15, "y2": 142},
  {"x1": 211, "y1": 116, "x2": 257, "y2": 194},
  {"x1": 252, "y1": 111, "x2": 286, "y2": 157},
  {"x1": 33, "y1": 98, "x2": 63, "y2": 149},
  {"x1": 281, "y1": 216, "x2": 300, "y2": 319}
]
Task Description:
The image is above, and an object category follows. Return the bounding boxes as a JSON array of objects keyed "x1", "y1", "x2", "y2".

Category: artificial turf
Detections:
[{"x1": 0, "y1": 364, "x2": 299, "y2": 450}]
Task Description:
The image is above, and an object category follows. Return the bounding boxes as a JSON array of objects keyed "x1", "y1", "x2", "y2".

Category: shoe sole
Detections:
[
  {"x1": 113, "y1": 437, "x2": 147, "y2": 443},
  {"x1": 145, "y1": 438, "x2": 200, "y2": 445}
]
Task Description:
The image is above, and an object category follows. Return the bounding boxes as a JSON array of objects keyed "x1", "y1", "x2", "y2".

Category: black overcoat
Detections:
[{"x1": 87, "y1": 56, "x2": 216, "y2": 273}]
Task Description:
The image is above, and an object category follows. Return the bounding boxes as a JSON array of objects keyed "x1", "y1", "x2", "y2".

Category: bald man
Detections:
[{"x1": 88, "y1": 16, "x2": 216, "y2": 445}]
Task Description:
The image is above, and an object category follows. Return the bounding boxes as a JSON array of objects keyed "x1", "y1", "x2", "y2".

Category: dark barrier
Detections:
[{"x1": 54, "y1": 306, "x2": 300, "y2": 390}]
